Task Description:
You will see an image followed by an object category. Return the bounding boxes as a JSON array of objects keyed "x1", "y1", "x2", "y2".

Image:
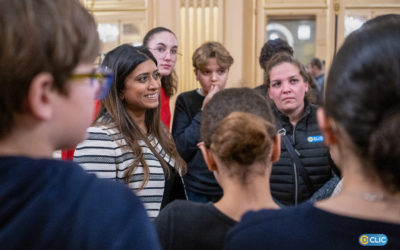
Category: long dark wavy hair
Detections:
[
  {"x1": 143, "y1": 27, "x2": 178, "y2": 98},
  {"x1": 98, "y1": 44, "x2": 186, "y2": 189}
]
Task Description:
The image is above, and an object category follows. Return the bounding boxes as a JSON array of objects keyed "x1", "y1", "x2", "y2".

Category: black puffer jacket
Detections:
[{"x1": 270, "y1": 103, "x2": 334, "y2": 205}]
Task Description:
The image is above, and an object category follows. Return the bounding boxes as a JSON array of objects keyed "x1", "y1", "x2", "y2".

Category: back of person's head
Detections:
[
  {"x1": 201, "y1": 88, "x2": 276, "y2": 180},
  {"x1": 310, "y1": 58, "x2": 323, "y2": 70},
  {"x1": 99, "y1": 44, "x2": 158, "y2": 128},
  {"x1": 192, "y1": 42, "x2": 234, "y2": 71},
  {"x1": 325, "y1": 14, "x2": 400, "y2": 193},
  {"x1": 0, "y1": 0, "x2": 99, "y2": 138},
  {"x1": 259, "y1": 38, "x2": 294, "y2": 71}
]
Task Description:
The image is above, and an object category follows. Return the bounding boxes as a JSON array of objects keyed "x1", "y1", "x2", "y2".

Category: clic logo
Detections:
[
  {"x1": 307, "y1": 135, "x2": 324, "y2": 143},
  {"x1": 359, "y1": 234, "x2": 388, "y2": 246}
]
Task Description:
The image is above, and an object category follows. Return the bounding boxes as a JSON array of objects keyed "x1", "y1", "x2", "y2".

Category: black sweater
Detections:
[
  {"x1": 155, "y1": 200, "x2": 236, "y2": 250},
  {"x1": 172, "y1": 89, "x2": 223, "y2": 196}
]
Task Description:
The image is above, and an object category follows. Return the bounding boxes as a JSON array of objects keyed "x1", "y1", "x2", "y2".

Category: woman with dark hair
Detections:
[
  {"x1": 74, "y1": 44, "x2": 186, "y2": 218},
  {"x1": 143, "y1": 27, "x2": 179, "y2": 129},
  {"x1": 155, "y1": 88, "x2": 280, "y2": 250},
  {"x1": 254, "y1": 39, "x2": 321, "y2": 104},
  {"x1": 264, "y1": 53, "x2": 337, "y2": 206},
  {"x1": 226, "y1": 14, "x2": 400, "y2": 249}
]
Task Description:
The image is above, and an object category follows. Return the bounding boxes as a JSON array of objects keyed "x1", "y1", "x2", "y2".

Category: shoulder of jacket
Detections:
[
  {"x1": 86, "y1": 124, "x2": 122, "y2": 141},
  {"x1": 88, "y1": 123, "x2": 118, "y2": 133}
]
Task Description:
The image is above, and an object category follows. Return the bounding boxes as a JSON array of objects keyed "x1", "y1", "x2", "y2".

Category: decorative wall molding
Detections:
[
  {"x1": 83, "y1": 0, "x2": 147, "y2": 11},
  {"x1": 264, "y1": 0, "x2": 328, "y2": 9}
]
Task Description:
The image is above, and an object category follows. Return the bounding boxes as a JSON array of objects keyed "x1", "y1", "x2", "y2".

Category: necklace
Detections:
[{"x1": 342, "y1": 191, "x2": 400, "y2": 203}]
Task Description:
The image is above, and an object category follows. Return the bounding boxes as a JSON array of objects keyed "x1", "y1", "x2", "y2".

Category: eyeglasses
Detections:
[
  {"x1": 149, "y1": 47, "x2": 181, "y2": 58},
  {"x1": 70, "y1": 66, "x2": 114, "y2": 100}
]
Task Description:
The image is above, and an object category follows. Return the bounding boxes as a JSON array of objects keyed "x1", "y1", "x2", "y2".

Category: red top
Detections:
[
  {"x1": 160, "y1": 87, "x2": 171, "y2": 130},
  {"x1": 61, "y1": 100, "x2": 101, "y2": 161}
]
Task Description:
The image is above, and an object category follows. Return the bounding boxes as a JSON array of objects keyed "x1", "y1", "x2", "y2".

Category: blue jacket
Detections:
[{"x1": 0, "y1": 156, "x2": 161, "y2": 250}]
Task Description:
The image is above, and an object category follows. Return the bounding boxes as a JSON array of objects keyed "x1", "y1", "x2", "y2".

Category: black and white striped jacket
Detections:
[{"x1": 74, "y1": 123, "x2": 179, "y2": 218}]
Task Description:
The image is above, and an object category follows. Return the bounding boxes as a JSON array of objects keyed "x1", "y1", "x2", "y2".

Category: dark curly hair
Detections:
[
  {"x1": 201, "y1": 88, "x2": 276, "y2": 182},
  {"x1": 259, "y1": 38, "x2": 294, "y2": 71}
]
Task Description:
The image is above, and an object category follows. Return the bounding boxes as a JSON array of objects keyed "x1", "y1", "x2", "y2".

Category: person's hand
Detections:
[{"x1": 201, "y1": 85, "x2": 220, "y2": 110}]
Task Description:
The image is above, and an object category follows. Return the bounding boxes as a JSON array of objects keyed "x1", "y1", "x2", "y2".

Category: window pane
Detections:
[
  {"x1": 345, "y1": 15, "x2": 367, "y2": 37},
  {"x1": 266, "y1": 16, "x2": 316, "y2": 65}
]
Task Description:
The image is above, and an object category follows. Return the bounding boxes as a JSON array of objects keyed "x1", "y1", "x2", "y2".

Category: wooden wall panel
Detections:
[{"x1": 176, "y1": 0, "x2": 225, "y2": 93}]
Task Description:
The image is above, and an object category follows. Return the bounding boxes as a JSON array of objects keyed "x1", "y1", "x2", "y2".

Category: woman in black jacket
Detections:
[{"x1": 264, "y1": 53, "x2": 337, "y2": 205}]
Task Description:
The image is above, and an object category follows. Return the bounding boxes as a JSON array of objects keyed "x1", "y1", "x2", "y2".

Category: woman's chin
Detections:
[
  {"x1": 146, "y1": 103, "x2": 160, "y2": 110},
  {"x1": 159, "y1": 69, "x2": 172, "y2": 76}
]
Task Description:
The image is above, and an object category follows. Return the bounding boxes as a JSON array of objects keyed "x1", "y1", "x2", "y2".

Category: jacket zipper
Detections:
[
  {"x1": 278, "y1": 104, "x2": 310, "y2": 205},
  {"x1": 278, "y1": 127, "x2": 299, "y2": 205},
  {"x1": 292, "y1": 125, "x2": 298, "y2": 205}
]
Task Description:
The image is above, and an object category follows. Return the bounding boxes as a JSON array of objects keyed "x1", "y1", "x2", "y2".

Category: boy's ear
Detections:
[
  {"x1": 27, "y1": 72, "x2": 55, "y2": 121},
  {"x1": 317, "y1": 108, "x2": 337, "y2": 146},
  {"x1": 271, "y1": 134, "x2": 281, "y2": 163},
  {"x1": 199, "y1": 143, "x2": 217, "y2": 171},
  {"x1": 194, "y1": 68, "x2": 200, "y2": 81}
]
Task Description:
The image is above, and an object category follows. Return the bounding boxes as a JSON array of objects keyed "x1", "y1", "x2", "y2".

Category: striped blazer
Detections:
[{"x1": 74, "y1": 123, "x2": 178, "y2": 218}]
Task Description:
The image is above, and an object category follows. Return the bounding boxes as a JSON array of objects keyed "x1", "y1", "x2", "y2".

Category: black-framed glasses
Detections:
[{"x1": 71, "y1": 66, "x2": 114, "y2": 100}]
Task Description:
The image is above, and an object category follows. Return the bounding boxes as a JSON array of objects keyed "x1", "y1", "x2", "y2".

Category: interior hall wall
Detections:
[{"x1": 83, "y1": 0, "x2": 400, "y2": 107}]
